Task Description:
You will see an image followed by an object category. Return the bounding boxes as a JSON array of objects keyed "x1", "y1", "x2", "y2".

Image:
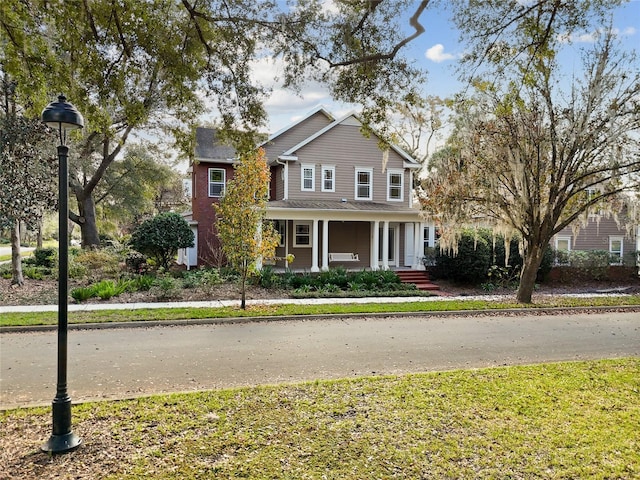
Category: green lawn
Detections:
[
  {"x1": 1, "y1": 294, "x2": 639, "y2": 328},
  {"x1": 2, "y1": 358, "x2": 638, "y2": 479}
]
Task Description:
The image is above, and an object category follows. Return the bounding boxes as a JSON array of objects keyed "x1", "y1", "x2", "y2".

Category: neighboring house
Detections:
[
  {"x1": 552, "y1": 215, "x2": 639, "y2": 266},
  {"x1": 184, "y1": 106, "x2": 437, "y2": 271}
]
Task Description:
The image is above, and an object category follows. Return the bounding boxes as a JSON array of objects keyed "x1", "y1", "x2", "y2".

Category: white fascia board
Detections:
[
  {"x1": 194, "y1": 156, "x2": 236, "y2": 164},
  {"x1": 278, "y1": 155, "x2": 298, "y2": 162},
  {"x1": 280, "y1": 110, "x2": 421, "y2": 167},
  {"x1": 403, "y1": 160, "x2": 421, "y2": 169}
]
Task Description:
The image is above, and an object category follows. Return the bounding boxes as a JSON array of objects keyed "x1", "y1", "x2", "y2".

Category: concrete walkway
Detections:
[{"x1": 0, "y1": 291, "x2": 632, "y2": 314}]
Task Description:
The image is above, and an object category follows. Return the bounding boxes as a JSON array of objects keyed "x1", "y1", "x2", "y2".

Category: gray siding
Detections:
[
  {"x1": 556, "y1": 217, "x2": 635, "y2": 256},
  {"x1": 263, "y1": 112, "x2": 333, "y2": 162},
  {"x1": 270, "y1": 164, "x2": 284, "y2": 201},
  {"x1": 555, "y1": 216, "x2": 638, "y2": 266},
  {"x1": 327, "y1": 221, "x2": 370, "y2": 269},
  {"x1": 287, "y1": 124, "x2": 409, "y2": 203}
]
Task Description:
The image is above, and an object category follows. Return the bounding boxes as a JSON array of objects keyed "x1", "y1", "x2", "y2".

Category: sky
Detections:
[{"x1": 247, "y1": 0, "x2": 639, "y2": 134}]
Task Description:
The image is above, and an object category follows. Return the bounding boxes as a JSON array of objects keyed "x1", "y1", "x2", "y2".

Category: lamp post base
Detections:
[{"x1": 42, "y1": 431, "x2": 82, "y2": 454}]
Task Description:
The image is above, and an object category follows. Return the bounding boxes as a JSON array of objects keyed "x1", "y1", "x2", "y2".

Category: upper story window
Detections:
[
  {"x1": 301, "y1": 164, "x2": 315, "y2": 191},
  {"x1": 208, "y1": 168, "x2": 225, "y2": 197},
  {"x1": 387, "y1": 169, "x2": 403, "y2": 201},
  {"x1": 355, "y1": 167, "x2": 373, "y2": 200},
  {"x1": 609, "y1": 236, "x2": 623, "y2": 264},
  {"x1": 322, "y1": 165, "x2": 335, "y2": 192}
]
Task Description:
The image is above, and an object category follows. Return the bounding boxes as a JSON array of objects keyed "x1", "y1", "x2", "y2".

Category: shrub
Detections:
[
  {"x1": 33, "y1": 248, "x2": 57, "y2": 268},
  {"x1": 71, "y1": 286, "x2": 96, "y2": 303},
  {"x1": 72, "y1": 248, "x2": 122, "y2": 281},
  {"x1": 569, "y1": 250, "x2": 612, "y2": 280},
  {"x1": 125, "y1": 251, "x2": 149, "y2": 274},
  {"x1": 132, "y1": 274, "x2": 156, "y2": 291},
  {"x1": 434, "y1": 230, "x2": 492, "y2": 284},
  {"x1": 23, "y1": 266, "x2": 46, "y2": 280},
  {"x1": 130, "y1": 213, "x2": 194, "y2": 270},
  {"x1": 153, "y1": 275, "x2": 181, "y2": 299},
  {"x1": 92, "y1": 280, "x2": 121, "y2": 300}
]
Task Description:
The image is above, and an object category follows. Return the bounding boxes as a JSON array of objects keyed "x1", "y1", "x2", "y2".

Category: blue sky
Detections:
[{"x1": 260, "y1": 0, "x2": 639, "y2": 133}]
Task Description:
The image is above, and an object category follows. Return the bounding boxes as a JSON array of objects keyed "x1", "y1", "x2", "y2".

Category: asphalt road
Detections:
[{"x1": 1, "y1": 311, "x2": 638, "y2": 409}]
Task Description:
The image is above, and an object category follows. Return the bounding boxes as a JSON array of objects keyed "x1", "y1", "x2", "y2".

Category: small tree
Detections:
[
  {"x1": 130, "y1": 212, "x2": 194, "y2": 271},
  {"x1": 0, "y1": 77, "x2": 57, "y2": 285},
  {"x1": 215, "y1": 148, "x2": 279, "y2": 309}
]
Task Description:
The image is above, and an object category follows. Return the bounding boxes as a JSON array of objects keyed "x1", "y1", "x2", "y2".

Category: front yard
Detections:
[{"x1": 2, "y1": 358, "x2": 638, "y2": 479}]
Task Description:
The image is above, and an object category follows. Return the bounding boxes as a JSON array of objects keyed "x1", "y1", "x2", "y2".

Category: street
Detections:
[{"x1": 1, "y1": 311, "x2": 639, "y2": 409}]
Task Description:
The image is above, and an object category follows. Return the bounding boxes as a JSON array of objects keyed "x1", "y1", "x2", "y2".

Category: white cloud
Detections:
[
  {"x1": 425, "y1": 44, "x2": 456, "y2": 63},
  {"x1": 558, "y1": 26, "x2": 638, "y2": 44}
]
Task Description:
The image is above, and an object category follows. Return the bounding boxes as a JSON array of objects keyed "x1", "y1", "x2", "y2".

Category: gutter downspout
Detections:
[{"x1": 276, "y1": 158, "x2": 289, "y2": 200}]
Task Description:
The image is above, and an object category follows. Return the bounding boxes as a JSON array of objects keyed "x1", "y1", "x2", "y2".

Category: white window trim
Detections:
[
  {"x1": 208, "y1": 168, "x2": 225, "y2": 198},
  {"x1": 301, "y1": 164, "x2": 315, "y2": 192},
  {"x1": 293, "y1": 221, "x2": 312, "y2": 248},
  {"x1": 555, "y1": 236, "x2": 571, "y2": 251},
  {"x1": 387, "y1": 168, "x2": 404, "y2": 202},
  {"x1": 554, "y1": 235, "x2": 571, "y2": 265},
  {"x1": 609, "y1": 236, "x2": 623, "y2": 265},
  {"x1": 321, "y1": 165, "x2": 335, "y2": 192},
  {"x1": 355, "y1": 167, "x2": 373, "y2": 200}
]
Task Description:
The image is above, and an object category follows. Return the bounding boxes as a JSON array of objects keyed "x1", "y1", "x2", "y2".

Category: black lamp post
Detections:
[{"x1": 41, "y1": 95, "x2": 84, "y2": 454}]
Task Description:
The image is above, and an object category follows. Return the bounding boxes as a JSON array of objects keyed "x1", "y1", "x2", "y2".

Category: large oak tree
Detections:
[
  {"x1": 1, "y1": 0, "x2": 430, "y2": 246},
  {"x1": 421, "y1": 1, "x2": 640, "y2": 303}
]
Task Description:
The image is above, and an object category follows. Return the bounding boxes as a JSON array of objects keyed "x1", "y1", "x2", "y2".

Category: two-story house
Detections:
[{"x1": 185, "y1": 106, "x2": 437, "y2": 272}]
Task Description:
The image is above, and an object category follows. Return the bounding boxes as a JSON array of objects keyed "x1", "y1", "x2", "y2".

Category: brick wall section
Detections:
[{"x1": 192, "y1": 161, "x2": 236, "y2": 266}]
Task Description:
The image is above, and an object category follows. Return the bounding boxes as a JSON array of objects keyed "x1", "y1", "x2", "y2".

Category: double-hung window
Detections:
[
  {"x1": 301, "y1": 164, "x2": 315, "y2": 191},
  {"x1": 554, "y1": 236, "x2": 571, "y2": 265},
  {"x1": 355, "y1": 167, "x2": 373, "y2": 200},
  {"x1": 609, "y1": 237, "x2": 623, "y2": 264},
  {"x1": 387, "y1": 169, "x2": 403, "y2": 201},
  {"x1": 294, "y1": 221, "x2": 312, "y2": 247},
  {"x1": 208, "y1": 168, "x2": 225, "y2": 197},
  {"x1": 322, "y1": 165, "x2": 335, "y2": 192}
]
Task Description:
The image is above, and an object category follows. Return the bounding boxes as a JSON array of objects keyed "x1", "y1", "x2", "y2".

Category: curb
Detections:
[{"x1": 2, "y1": 305, "x2": 639, "y2": 334}]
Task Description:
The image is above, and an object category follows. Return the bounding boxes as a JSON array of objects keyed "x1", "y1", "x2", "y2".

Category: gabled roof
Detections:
[
  {"x1": 260, "y1": 105, "x2": 335, "y2": 147},
  {"x1": 280, "y1": 111, "x2": 421, "y2": 168},
  {"x1": 194, "y1": 127, "x2": 236, "y2": 162}
]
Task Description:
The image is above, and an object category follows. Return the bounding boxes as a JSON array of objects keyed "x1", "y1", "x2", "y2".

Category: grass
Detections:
[
  {"x1": 1, "y1": 294, "x2": 639, "y2": 328},
  {"x1": 0, "y1": 240, "x2": 58, "y2": 262},
  {"x1": 2, "y1": 358, "x2": 639, "y2": 479}
]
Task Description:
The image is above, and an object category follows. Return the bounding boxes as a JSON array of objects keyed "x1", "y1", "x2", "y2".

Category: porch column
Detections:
[
  {"x1": 311, "y1": 218, "x2": 319, "y2": 272},
  {"x1": 382, "y1": 220, "x2": 389, "y2": 270},
  {"x1": 371, "y1": 220, "x2": 380, "y2": 270},
  {"x1": 429, "y1": 224, "x2": 436, "y2": 247},
  {"x1": 284, "y1": 221, "x2": 291, "y2": 269},
  {"x1": 322, "y1": 220, "x2": 329, "y2": 271},
  {"x1": 414, "y1": 222, "x2": 422, "y2": 269}
]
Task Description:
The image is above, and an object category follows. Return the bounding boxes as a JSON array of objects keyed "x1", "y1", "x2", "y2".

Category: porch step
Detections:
[{"x1": 396, "y1": 270, "x2": 440, "y2": 291}]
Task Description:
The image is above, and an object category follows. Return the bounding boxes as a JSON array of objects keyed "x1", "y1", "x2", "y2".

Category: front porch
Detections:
[{"x1": 267, "y1": 217, "x2": 437, "y2": 272}]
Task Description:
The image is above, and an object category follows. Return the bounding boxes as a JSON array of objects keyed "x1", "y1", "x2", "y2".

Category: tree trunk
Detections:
[
  {"x1": 36, "y1": 217, "x2": 44, "y2": 249},
  {"x1": 516, "y1": 243, "x2": 545, "y2": 303},
  {"x1": 75, "y1": 193, "x2": 101, "y2": 248},
  {"x1": 240, "y1": 266, "x2": 247, "y2": 310},
  {"x1": 10, "y1": 221, "x2": 24, "y2": 286}
]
